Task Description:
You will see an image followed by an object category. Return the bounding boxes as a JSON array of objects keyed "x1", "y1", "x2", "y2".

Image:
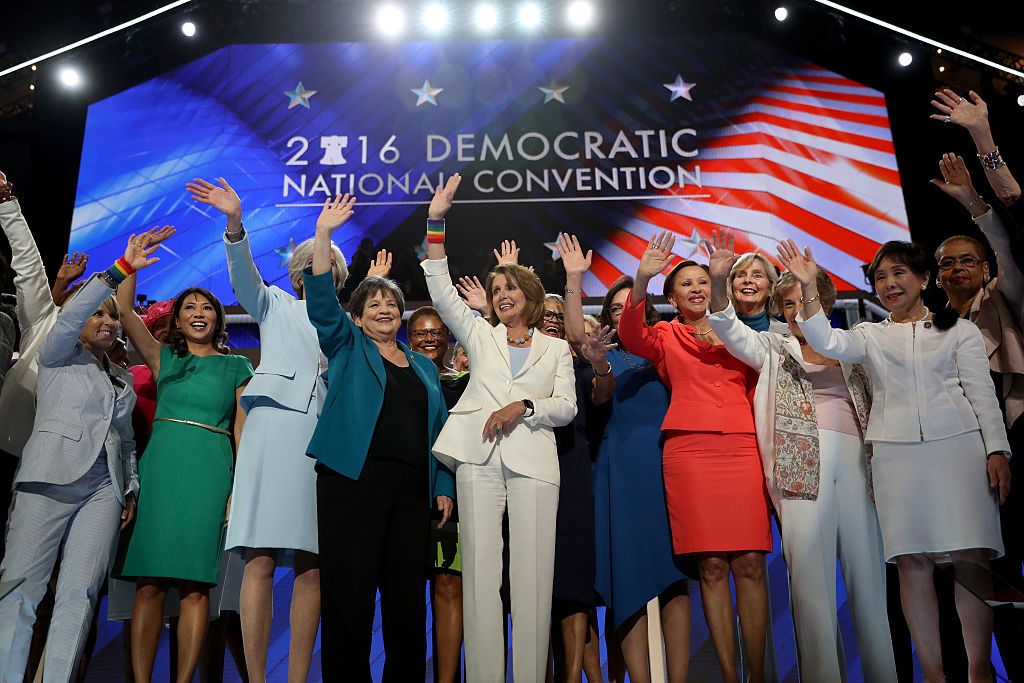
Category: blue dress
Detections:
[{"x1": 593, "y1": 349, "x2": 690, "y2": 630}]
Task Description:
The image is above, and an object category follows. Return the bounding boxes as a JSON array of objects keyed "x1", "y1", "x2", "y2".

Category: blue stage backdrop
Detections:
[{"x1": 70, "y1": 35, "x2": 908, "y2": 305}]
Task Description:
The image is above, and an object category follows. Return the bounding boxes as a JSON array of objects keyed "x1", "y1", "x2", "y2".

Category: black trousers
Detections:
[{"x1": 316, "y1": 460, "x2": 430, "y2": 683}]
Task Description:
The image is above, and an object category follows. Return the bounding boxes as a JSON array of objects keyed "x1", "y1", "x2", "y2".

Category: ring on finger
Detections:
[
  {"x1": 944, "y1": 115, "x2": 951, "y2": 124},
  {"x1": 958, "y1": 97, "x2": 966, "y2": 103}
]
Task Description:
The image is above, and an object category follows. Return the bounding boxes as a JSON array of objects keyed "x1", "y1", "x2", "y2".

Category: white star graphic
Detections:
[
  {"x1": 680, "y1": 229, "x2": 706, "y2": 258},
  {"x1": 283, "y1": 82, "x2": 317, "y2": 110},
  {"x1": 663, "y1": 75, "x2": 697, "y2": 102},
  {"x1": 411, "y1": 80, "x2": 444, "y2": 107},
  {"x1": 538, "y1": 81, "x2": 569, "y2": 104},
  {"x1": 543, "y1": 237, "x2": 562, "y2": 260}
]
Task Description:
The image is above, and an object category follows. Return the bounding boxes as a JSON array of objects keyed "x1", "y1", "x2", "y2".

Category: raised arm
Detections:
[
  {"x1": 577, "y1": 325, "x2": 618, "y2": 405},
  {"x1": 617, "y1": 294, "x2": 664, "y2": 364},
  {"x1": 976, "y1": 210, "x2": 1024, "y2": 320},
  {"x1": 188, "y1": 177, "x2": 274, "y2": 322},
  {"x1": 304, "y1": 194, "x2": 358, "y2": 358},
  {"x1": 51, "y1": 252, "x2": 89, "y2": 307},
  {"x1": 0, "y1": 171, "x2": 56, "y2": 345},
  {"x1": 630, "y1": 230, "x2": 676, "y2": 308},
  {"x1": 425, "y1": 174, "x2": 462, "y2": 262},
  {"x1": 114, "y1": 228, "x2": 176, "y2": 376},
  {"x1": 556, "y1": 232, "x2": 591, "y2": 348},
  {"x1": 707, "y1": 229, "x2": 769, "y2": 368},
  {"x1": 930, "y1": 89, "x2": 1020, "y2": 207}
]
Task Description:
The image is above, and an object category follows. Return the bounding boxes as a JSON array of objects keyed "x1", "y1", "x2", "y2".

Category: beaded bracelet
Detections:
[
  {"x1": 978, "y1": 147, "x2": 1006, "y2": 172},
  {"x1": 0, "y1": 182, "x2": 15, "y2": 205},
  {"x1": 426, "y1": 218, "x2": 445, "y2": 244}
]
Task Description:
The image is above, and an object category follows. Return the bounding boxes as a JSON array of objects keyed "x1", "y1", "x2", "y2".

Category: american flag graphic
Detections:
[{"x1": 569, "y1": 64, "x2": 908, "y2": 295}]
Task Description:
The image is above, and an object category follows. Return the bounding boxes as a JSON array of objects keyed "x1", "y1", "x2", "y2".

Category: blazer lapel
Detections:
[
  {"x1": 513, "y1": 328, "x2": 547, "y2": 379},
  {"x1": 363, "y1": 336, "x2": 386, "y2": 388},
  {"x1": 491, "y1": 324, "x2": 512, "y2": 373}
]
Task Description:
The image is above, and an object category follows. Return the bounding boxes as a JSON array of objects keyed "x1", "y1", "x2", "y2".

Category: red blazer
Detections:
[{"x1": 618, "y1": 296, "x2": 757, "y2": 434}]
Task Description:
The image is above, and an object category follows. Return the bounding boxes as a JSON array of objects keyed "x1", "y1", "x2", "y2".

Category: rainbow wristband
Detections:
[
  {"x1": 426, "y1": 218, "x2": 446, "y2": 244},
  {"x1": 104, "y1": 257, "x2": 136, "y2": 285}
]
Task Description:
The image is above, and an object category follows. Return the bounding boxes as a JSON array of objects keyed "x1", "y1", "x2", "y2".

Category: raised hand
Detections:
[
  {"x1": 368, "y1": 249, "x2": 393, "y2": 278},
  {"x1": 579, "y1": 325, "x2": 617, "y2": 366},
  {"x1": 186, "y1": 177, "x2": 241, "y2": 218},
  {"x1": 930, "y1": 153, "x2": 981, "y2": 208},
  {"x1": 0, "y1": 170, "x2": 6, "y2": 184},
  {"x1": 316, "y1": 194, "x2": 357, "y2": 233},
  {"x1": 930, "y1": 89, "x2": 988, "y2": 131},
  {"x1": 556, "y1": 233, "x2": 593, "y2": 277},
  {"x1": 457, "y1": 275, "x2": 489, "y2": 312},
  {"x1": 707, "y1": 229, "x2": 738, "y2": 281},
  {"x1": 428, "y1": 173, "x2": 462, "y2": 221},
  {"x1": 124, "y1": 229, "x2": 173, "y2": 272},
  {"x1": 776, "y1": 239, "x2": 818, "y2": 288},
  {"x1": 493, "y1": 240, "x2": 520, "y2": 265},
  {"x1": 637, "y1": 230, "x2": 677, "y2": 280},
  {"x1": 56, "y1": 252, "x2": 89, "y2": 285}
]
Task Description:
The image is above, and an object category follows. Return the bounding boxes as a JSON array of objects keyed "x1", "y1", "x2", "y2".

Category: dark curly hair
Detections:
[
  {"x1": 866, "y1": 241, "x2": 958, "y2": 331},
  {"x1": 164, "y1": 287, "x2": 230, "y2": 357}
]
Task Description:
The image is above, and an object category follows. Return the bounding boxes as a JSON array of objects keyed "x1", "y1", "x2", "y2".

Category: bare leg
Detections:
[
  {"x1": 582, "y1": 609, "x2": 604, "y2": 683},
  {"x1": 558, "y1": 605, "x2": 588, "y2": 683},
  {"x1": 130, "y1": 579, "x2": 169, "y2": 682},
  {"x1": 604, "y1": 609, "x2": 625, "y2": 683},
  {"x1": 731, "y1": 552, "x2": 768, "y2": 683},
  {"x1": 698, "y1": 554, "x2": 739, "y2": 683},
  {"x1": 896, "y1": 553, "x2": 944, "y2": 683},
  {"x1": 240, "y1": 550, "x2": 275, "y2": 683},
  {"x1": 176, "y1": 581, "x2": 210, "y2": 683},
  {"x1": 289, "y1": 551, "x2": 320, "y2": 683},
  {"x1": 659, "y1": 582, "x2": 691, "y2": 683},
  {"x1": 618, "y1": 608, "x2": 651, "y2": 683},
  {"x1": 950, "y1": 549, "x2": 995, "y2": 683},
  {"x1": 431, "y1": 572, "x2": 464, "y2": 683}
]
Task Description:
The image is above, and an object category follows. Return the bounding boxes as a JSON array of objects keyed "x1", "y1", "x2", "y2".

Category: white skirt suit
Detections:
[
  {"x1": 422, "y1": 257, "x2": 577, "y2": 683},
  {"x1": 798, "y1": 309, "x2": 1010, "y2": 561}
]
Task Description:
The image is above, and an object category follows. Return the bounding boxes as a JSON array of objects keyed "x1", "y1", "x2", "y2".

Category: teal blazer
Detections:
[{"x1": 302, "y1": 268, "x2": 454, "y2": 500}]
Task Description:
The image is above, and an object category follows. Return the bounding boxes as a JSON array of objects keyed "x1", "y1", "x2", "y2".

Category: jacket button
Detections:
[
  {"x1": 714, "y1": 381, "x2": 721, "y2": 388},
  {"x1": 716, "y1": 401, "x2": 724, "y2": 408}
]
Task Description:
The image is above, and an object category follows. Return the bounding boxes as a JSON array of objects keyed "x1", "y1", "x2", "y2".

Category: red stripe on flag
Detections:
[
  {"x1": 769, "y1": 84, "x2": 886, "y2": 107},
  {"x1": 589, "y1": 252, "x2": 624, "y2": 288},
  {"x1": 752, "y1": 95, "x2": 890, "y2": 129},
  {"x1": 729, "y1": 112, "x2": 895, "y2": 153}
]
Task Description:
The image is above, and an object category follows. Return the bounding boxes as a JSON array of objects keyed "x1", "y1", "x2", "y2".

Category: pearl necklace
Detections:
[
  {"x1": 507, "y1": 328, "x2": 534, "y2": 345},
  {"x1": 887, "y1": 306, "x2": 932, "y2": 325}
]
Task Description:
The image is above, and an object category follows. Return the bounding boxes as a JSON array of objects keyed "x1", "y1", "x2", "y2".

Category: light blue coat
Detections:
[{"x1": 15, "y1": 274, "x2": 138, "y2": 506}]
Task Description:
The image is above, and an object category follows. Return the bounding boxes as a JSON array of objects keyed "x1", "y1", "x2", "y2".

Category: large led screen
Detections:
[{"x1": 70, "y1": 35, "x2": 908, "y2": 304}]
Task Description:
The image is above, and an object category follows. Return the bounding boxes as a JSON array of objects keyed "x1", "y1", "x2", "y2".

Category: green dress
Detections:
[{"x1": 114, "y1": 346, "x2": 253, "y2": 585}]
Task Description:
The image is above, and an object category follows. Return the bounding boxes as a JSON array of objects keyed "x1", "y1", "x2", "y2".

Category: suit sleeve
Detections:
[
  {"x1": 956, "y1": 322, "x2": 1012, "y2": 454},
  {"x1": 0, "y1": 199, "x2": 57, "y2": 352},
  {"x1": 302, "y1": 266, "x2": 355, "y2": 358},
  {"x1": 121, "y1": 404, "x2": 140, "y2": 498},
  {"x1": 225, "y1": 232, "x2": 273, "y2": 322},
  {"x1": 616, "y1": 295, "x2": 664, "y2": 364},
  {"x1": 429, "y1": 370, "x2": 456, "y2": 498},
  {"x1": 707, "y1": 302, "x2": 772, "y2": 370},
  {"x1": 975, "y1": 209, "x2": 1024, "y2": 321},
  {"x1": 421, "y1": 257, "x2": 483, "y2": 348},
  {"x1": 796, "y1": 308, "x2": 869, "y2": 364},
  {"x1": 524, "y1": 341, "x2": 577, "y2": 429},
  {"x1": 38, "y1": 274, "x2": 115, "y2": 368}
]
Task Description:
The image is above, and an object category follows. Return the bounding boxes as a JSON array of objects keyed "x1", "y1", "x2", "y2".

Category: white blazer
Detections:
[
  {"x1": 798, "y1": 308, "x2": 1010, "y2": 453},
  {"x1": 0, "y1": 199, "x2": 59, "y2": 457},
  {"x1": 421, "y1": 257, "x2": 576, "y2": 485}
]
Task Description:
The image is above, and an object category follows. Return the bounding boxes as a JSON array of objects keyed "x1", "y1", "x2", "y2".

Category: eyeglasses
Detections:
[
  {"x1": 543, "y1": 311, "x2": 565, "y2": 323},
  {"x1": 409, "y1": 328, "x2": 449, "y2": 340},
  {"x1": 938, "y1": 256, "x2": 982, "y2": 270}
]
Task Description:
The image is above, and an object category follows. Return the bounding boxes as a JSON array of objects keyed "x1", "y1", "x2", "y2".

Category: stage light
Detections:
[
  {"x1": 938, "y1": 65, "x2": 945, "y2": 73},
  {"x1": 518, "y1": 3, "x2": 542, "y2": 29},
  {"x1": 422, "y1": 3, "x2": 449, "y2": 32},
  {"x1": 898, "y1": 51, "x2": 913, "y2": 67},
  {"x1": 31, "y1": 65, "x2": 37, "y2": 71},
  {"x1": 566, "y1": 1, "x2": 594, "y2": 29},
  {"x1": 375, "y1": 4, "x2": 407, "y2": 37},
  {"x1": 29, "y1": 84, "x2": 35, "y2": 91},
  {"x1": 181, "y1": 21, "x2": 196, "y2": 37},
  {"x1": 59, "y1": 67, "x2": 81, "y2": 88},
  {"x1": 936, "y1": 48, "x2": 942, "y2": 54},
  {"x1": 1017, "y1": 94, "x2": 1024, "y2": 107},
  {"x1": 474, "y1": 4, "x2": 498, "y2": 31},
  {"x1": 774, "y1": 7, "x2": 788, "y2": 21}
]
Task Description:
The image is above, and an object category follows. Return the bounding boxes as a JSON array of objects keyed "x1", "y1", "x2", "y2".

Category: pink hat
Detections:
[{"x1": 141, "y1": 299, "x2": 174, "y2": 332}]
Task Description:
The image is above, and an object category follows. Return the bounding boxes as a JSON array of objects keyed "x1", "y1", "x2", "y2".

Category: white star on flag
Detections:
[
  {"x1": 680, "y1": 228, "x2": 706, "y2": 258},
  {"x1": 663, "y1": 75, "x2": 696, "y2": 102},
  {"x1": 283, "y1": 82, "x2": 317, "y2": 109},
  {"x1": 411, "y1": 80, "x2": 444, "y2": 107},
  {"x1": 538, "y1": 82, "x2": 569, "y2": 104},
  {"x1": 543, "y1": 237, "x2": 562, "y2": 260}
]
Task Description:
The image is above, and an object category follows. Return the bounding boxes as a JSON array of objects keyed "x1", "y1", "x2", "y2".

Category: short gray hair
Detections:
[
  {"x1": 775, "y1": 270, "x2": 837, "y2": 314},
  {"x1": 728, "y1": 252, "x2": 779, "y2": 315},
  {"x1": 349, "y1": 276, "x2": 406, "y2": 320},
  {"x1": 289, "y1": 238, "x2": 349, "y2": 295}
]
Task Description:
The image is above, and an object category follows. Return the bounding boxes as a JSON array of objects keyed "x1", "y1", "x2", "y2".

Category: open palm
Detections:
[
  {"x1": 556, "y1": 233, "x2": 592, "y2": 277},
  {"x1": 186, "y1": 177, "x2": 241, "y2": 217},
  {"x1": 316, "y1": 194, "x2": 357, "y2": 233},
  {"x1": 776, "y1": 239, "x2": 818, "y2": 287},
  {"x1": 707, "y1": 229, "x2": 737, "y2": 281},
  {"x1": 638, "y1": 231, "x2": 677, "y2": 279},
  {"x1": 579, "y1": 326, "x2": 617, "y2": 366}
]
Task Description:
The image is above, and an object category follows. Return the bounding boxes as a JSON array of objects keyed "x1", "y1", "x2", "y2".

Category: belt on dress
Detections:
[{"x1": 153, "y1": 417, "x2": 231, "y2": 436}]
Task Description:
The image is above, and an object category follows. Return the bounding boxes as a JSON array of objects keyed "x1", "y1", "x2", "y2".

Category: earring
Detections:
[
  {"x1": 921, "y1": 283, "x2": 927, "y2": 291},
  {"x1": 984, "y1": 274, "x2": 991, "y2": 283}
]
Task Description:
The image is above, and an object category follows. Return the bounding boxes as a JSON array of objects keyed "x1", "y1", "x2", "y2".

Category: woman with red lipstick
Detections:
[
  {"x1": 617, "y1": 230, "x2": 771, "y2": 683},
  {"x1": 782, "y1": 237, "x2": 1012, "y2": 683}
]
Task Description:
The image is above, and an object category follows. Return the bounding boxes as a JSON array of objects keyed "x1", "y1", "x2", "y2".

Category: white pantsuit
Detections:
[
  {"x1": 0, "y1": 274, "x2": 138, "y2": 683},
  {"x1": 422, "y1": 256, "x2": 576, "y2": 682},
  {"x1": 779, "y1": 429, "x2": 894, "y2": 682}
]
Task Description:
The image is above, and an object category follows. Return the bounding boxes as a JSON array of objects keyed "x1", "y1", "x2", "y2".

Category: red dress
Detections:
[{"x1": 618, "y1": 297, "x2": 771, "y2": 555}]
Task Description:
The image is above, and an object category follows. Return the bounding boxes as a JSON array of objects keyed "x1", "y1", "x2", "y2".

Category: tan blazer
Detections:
[{"x1": 422, "y1": 257, "x2": 576, "y2": 485}]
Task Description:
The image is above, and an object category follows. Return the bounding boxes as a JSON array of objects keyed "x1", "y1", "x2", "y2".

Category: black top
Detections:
[
  {"x1": 440, "y1": 371, "x2": 470, "y2": 411},
  {"x1": 365, "y1": 357, "x2": 429, "y2": 474}
]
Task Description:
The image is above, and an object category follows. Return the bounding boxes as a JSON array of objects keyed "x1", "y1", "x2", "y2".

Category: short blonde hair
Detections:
[
  {"x1": 485, "y1": 264, "x2": 546, "y2": 329},
  {"x1": 728, "y1": 253, "x2": 779, "y2": 315},
  {"x1": 289, "y1": 238, "x2": 349, "y2": 296}
]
